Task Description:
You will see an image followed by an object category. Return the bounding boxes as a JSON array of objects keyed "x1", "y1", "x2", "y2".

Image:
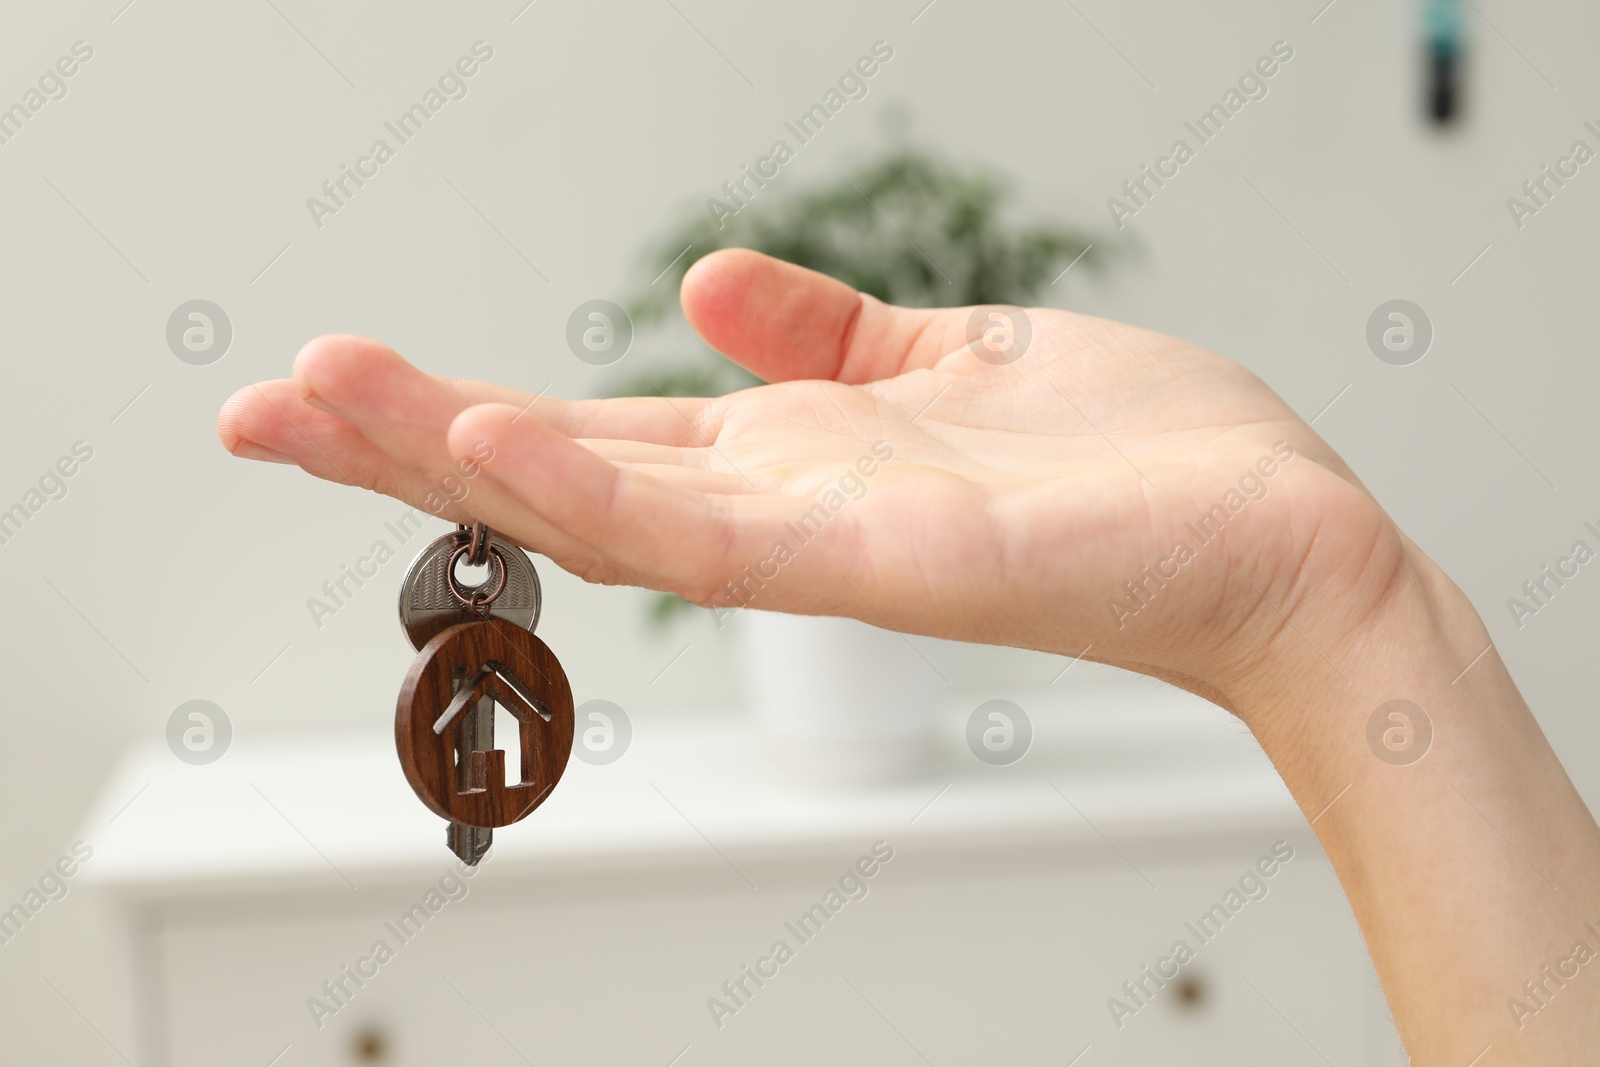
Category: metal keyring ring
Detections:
[
  {"x1": 465, "y1": 521, "x2": 491, "y2": 567},
  {"x1": 446, "y1": 542, "x2": 508, "y2": 609}
]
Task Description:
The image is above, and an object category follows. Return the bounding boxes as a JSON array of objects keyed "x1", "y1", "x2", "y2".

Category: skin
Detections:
[{"x1": 220, "y1": 249, "x2": 1600, "y2": 1063}]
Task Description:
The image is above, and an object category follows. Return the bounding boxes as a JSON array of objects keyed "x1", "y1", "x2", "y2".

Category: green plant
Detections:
[{"x1": 614, "y1": 146, "x2": 1106, "y2": 622}]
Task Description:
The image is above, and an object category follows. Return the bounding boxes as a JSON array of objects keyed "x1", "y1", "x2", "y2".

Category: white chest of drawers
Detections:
[{"x1": 81, "y1": 694, "x2": 1405, "y2": 1066}]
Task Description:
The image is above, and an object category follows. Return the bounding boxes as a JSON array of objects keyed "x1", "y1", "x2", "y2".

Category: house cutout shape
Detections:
[{"x1": 430, "y1": 659, "x2": 555, "y2": 794}]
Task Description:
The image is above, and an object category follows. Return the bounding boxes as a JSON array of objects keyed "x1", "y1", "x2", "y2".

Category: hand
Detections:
[
  {"x1": 218, "y1": 249, "x2": 1410, "y2": 713},
  {"x1": 222, "y1": 249, "x2": 1600, "y2": 1063}
]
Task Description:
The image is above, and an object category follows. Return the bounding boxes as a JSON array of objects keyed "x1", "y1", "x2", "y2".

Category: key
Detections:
[
  {"x1": 395, "y1": 524, "x2": 574, "y2": 865},
  {"x1": 446, "y1": 667, "x2": 495, "y2": 866},
  {"x1": 398, "y1": 525, "x2": 541, "y2": 863},
  {"x1": 398, "y1": 527, "x2": 541, "y2": 652}
]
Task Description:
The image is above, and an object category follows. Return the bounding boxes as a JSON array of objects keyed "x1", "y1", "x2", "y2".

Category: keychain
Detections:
[{"x1": 394, "y1": 522, "x2": 574, "y2": 865}]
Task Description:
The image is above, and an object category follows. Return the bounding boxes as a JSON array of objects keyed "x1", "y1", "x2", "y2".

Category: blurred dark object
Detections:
[
  {"x1": 1173, "y1": 973, "x2": 1208, "y2": 1012},
  {"x1": 1425, "y1": 0, "x2": 1464, "y2": 125},
  {"x1": 1428, "y1": 43, "x2": 1461, "y2": 124},
  {"x1": 352, "y1": 1025, "x2": 390, "y2": 1062}
]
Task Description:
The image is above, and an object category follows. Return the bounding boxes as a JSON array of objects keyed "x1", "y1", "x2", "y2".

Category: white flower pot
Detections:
[{"x1": 738, "y1": 610, "x2": 947, "y2": 782}]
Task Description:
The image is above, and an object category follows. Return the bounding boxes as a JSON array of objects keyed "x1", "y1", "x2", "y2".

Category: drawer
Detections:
[{"x1": 150, "y1": 839, "x2": 1399, "y2": 1066}]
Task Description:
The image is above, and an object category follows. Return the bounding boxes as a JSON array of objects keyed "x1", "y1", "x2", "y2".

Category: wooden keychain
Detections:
[{"x1": 394, "y1": 522, "x2": 574, "y2": 864}]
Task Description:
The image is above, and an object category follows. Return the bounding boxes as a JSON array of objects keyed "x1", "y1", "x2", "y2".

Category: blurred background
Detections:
[{"x1": 2, "y1": 0, "x2": 1596, "y2": 1063}]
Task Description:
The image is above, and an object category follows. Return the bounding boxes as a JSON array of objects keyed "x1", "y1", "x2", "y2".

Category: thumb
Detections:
[{"x1": 679, "y1": 248, "x2": 963, "y2": 384}]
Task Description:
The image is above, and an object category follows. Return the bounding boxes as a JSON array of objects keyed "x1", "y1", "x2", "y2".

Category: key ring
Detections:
[
  {"x1": 446, "y1": 538, "x2": 508, "y2": 612},
  {"x1": 460, "y1": 521, "x2": 491, "y2": 568},
  {"x1": 396, "y1": 518, "x2": 571, "y2": 866}
]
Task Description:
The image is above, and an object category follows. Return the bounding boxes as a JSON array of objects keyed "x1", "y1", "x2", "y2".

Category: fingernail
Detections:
[{"x1": 231, "y1": 441, "x2": 295, "y2": 464}]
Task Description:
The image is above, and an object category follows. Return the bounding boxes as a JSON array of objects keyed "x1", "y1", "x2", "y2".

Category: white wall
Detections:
[{"x1": 1, "y1": 0, "x2": 1596, "y2": 1059}]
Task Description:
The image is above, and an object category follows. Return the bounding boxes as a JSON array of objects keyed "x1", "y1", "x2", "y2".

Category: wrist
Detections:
[
  {"x1": 1227, "y1": 527, "x2": 1488, "y2": 775},
  {"x1": 1222, "y1": 532, "x2": 1600, "y2": 1061}
]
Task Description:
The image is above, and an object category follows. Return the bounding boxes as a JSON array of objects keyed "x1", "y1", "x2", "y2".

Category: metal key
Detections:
[
  {"x1": 397, "y1": 525, "x2": 541, "y2": 865},
  {"x1": 398, "y1": 528, "x2": 541, "y2": 652},
  {"x1": 446, "y1": 666, "x2": 495, "y2": 866}
]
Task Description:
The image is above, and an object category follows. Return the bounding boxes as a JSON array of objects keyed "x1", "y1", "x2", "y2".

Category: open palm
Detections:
[{"x1": 220, "y1": 249, "x2": 1407, "y2": 707}]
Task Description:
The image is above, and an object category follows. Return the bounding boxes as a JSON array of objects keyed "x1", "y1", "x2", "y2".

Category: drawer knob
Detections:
[
  {"x1": 1173, "y1": 974, "x2": 1208, "y2": 1011},
  {"x1": 352, "y1": 1025, "x2": 390, "y2": 1062}
]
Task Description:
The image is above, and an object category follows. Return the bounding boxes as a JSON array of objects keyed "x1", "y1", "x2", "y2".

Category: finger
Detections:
[
  {"x1": 612, "y1": 463, "x2": 755, "y2": 495},
  {"x1": 581, "y1": 438, "x2": 712, "y2": 468},
  {"x1": 221, "y1": 346, "x2": 736, "y2": 571},
  {"x1": 218, "y1": 375, "x2": 594, "y2": 561},
  {"x1": 218, "y1": 378, "x2": 403, "y2": 494},
  {"x1": 448, "y1": 403, "x2": 783, "y2": 602},
  {"x1": 225, "y1": 372, "x2": 723, "y2": 470},
  {"x1": 292, "y1": 335, "x2": 509, "y2": 481},
  {"x1": 308, "y1": 334, "x2": 726, "y2": 445},
  {"x1": 557, "y1": 395, "x2": 723, "y2": 447},
  {"x1": 222, "y1": 377, "x2": 736, "y2": 487},
  {"x1": 582, "y1": 439, "x2": 770, "y2": 495},
  {"x1": 679, "y1": 248, "x2": 971, "y2": 384}
]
